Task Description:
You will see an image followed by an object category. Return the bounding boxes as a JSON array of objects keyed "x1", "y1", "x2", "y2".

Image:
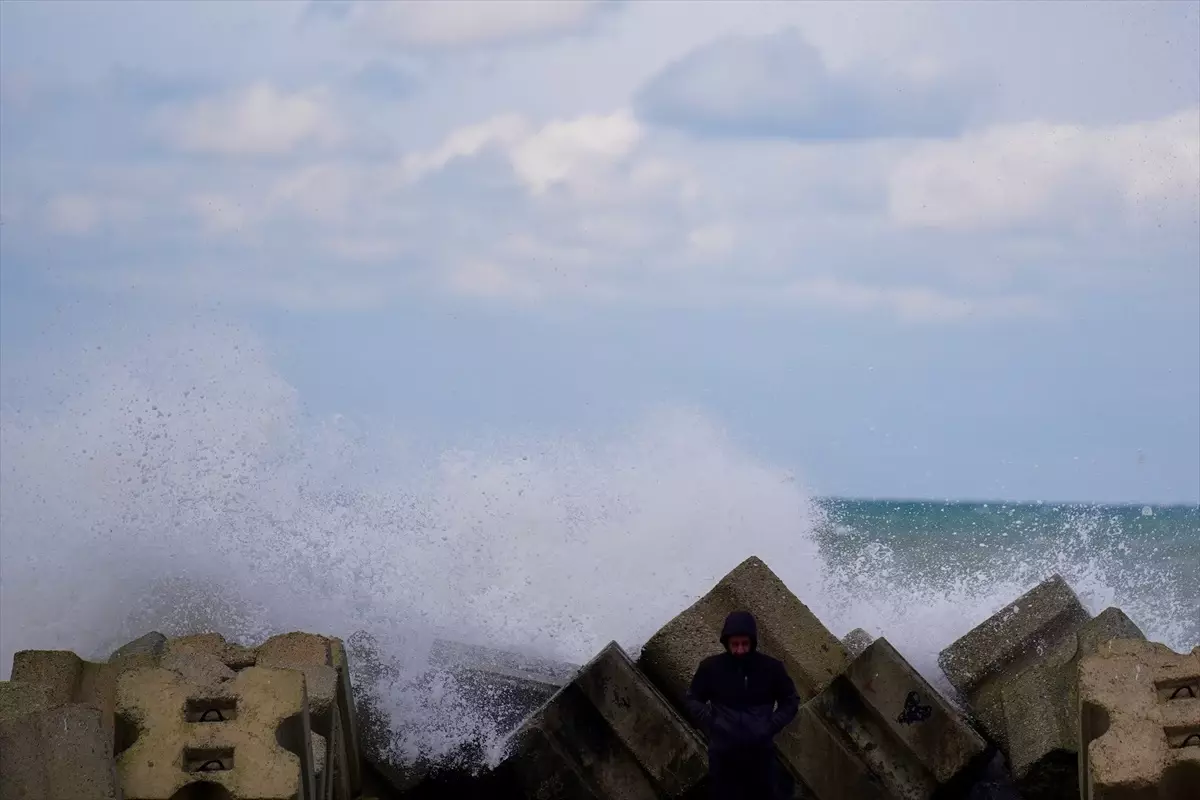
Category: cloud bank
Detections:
[{"x1": 637, "y1": 28, "x2": 980, "y2": 140}]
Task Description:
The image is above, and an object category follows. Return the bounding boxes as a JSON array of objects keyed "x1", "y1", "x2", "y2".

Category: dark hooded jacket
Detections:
[{"x1": 684, "y1": 611, "x2": 800, "y2": 753}]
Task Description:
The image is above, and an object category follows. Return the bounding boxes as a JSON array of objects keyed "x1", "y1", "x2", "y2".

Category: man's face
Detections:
[{"x1": 727, "y1": 635, "x2": 752, "y2": 656}]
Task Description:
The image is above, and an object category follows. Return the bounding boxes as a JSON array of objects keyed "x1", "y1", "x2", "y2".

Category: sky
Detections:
[{"x1": 1, "y1": 0, "x2": 1198, "y2": 504}]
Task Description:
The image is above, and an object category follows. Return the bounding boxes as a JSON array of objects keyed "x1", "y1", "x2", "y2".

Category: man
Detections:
[{"x1": 685, "y1": 610, "x2": 800, "y2": 799}]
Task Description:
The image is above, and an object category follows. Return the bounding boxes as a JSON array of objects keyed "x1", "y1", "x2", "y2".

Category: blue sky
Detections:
[{"x1": 1, "y1": 0, "x2": 1198, "y2": 504}]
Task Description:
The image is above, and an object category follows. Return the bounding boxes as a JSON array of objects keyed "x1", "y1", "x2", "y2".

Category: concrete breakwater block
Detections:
[
  {"x1": 7, "y1": 644, "x2": 162, "y2": 751},
  {"x1": 841, "y1": 629, "x2": 876, "y2": 659},
  {"x1": 637, "y1": 556, "x2": 849, "y2": 718},
  {"x1": 7, "y1": 630, "x2": 364, "y2": 800},
  {"x1": 1078, "y1": 639, "x2": 1200, "y2": 800},
  {"x1": 165, "y1": 631, "x2": 363, "y2": 794},
  {"x1": 784, "y1": 637, "x2": 987, "y2": 800},
  {"x1": 498, "y1": 641, "x2": 708, "y2": 799},
  {"x1": 255, "y1": 632, "x2": 364, "y2": 794},
  {"x1": 1002, "y1": 608, "x2": 1146, "y2": 798},
  {"x1": 0, "y1": 683, "x2": 121, "y2": 800},
  {"x1": 938, "y1": 574, "x2": 1092, "y2": 750},
  {"x1": 116, "y1": 664, "x2": 316, "y2": 799},
  {"x1": 937, "y1": 575, "x2": 1148, "y2": 799}
]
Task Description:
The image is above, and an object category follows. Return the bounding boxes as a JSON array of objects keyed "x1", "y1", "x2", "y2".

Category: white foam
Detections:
[{"x1": 0, "y1": 324, "x2": 1191, "y2": 766}]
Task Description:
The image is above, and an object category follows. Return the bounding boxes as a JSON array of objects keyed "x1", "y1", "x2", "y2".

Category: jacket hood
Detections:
[{"x1": 719, "y1": 610, "x2": 758, "y2": 652}]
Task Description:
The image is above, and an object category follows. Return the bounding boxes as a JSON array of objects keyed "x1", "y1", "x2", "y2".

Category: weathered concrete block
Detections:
[
  {"x1": 937, "y1": 574, "x2": 1092, "y2": 752},
  {"x1": 10, "y1": 649, "x2": 87, "y2": 705},
  {"x1": 937, "y1": 578, "x2": 1154, "y2": 798},
  {"x1": 116, "y1": 664, "x2": 316, "y2": 799},
  {"x1": 1002, "y1": 607, "x2": 1146, "y2": 799},
  {"x1": 9, "y1": 648, "x2": 132, "y2": 745},
  {"x1": 256, "y1": 632, "x2": 363, "y2": 798},
  {"x1": 781, "y1": 637, "x2": 987, "y2": 800},
  {"x1": 6, "y1": 631, "x2": 365, "y2": 798},
  {"x1": 1078, "y1": 639, "x2": 1200, "y2": 800},
  {"x1": 0, "y1": 680, "x2": 53, "y2": 723},
  {"x1": 841, "y1": 629, "x2": 876, "y2": 659},
  {"x1": 503, "y1": 641, "x2": 708, "y2": 800},
  {"x1": 638, "y1": 556, "x2": 848, "y2": 717},
  {"x1": 165, "y1": 631, "x2": 258, "y2": 669},
  {"x1": 0, "y1": 702, "x2": 121, "y2": 800},
  {"x1": 258, "y1": 633, "x2": 338, "y2": 727},
  {"x1": 110, "y1": 631, "x2": 168, "y2": 661}
]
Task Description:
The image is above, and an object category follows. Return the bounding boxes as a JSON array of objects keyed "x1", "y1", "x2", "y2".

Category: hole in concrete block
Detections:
[
  {"x1": 114, "y1": 710, "x2": 141, "y2": 758},
  {"x1": 185, "y1": 698, "x2": 237, "y2": 722},
  {"x1": 276, "y1": 711, "x2": 310, "y2": 762},
  {"x1": 170, "y1": 782, "x2": 235, "y2": 800},
  {"x1": 1154, "y1": 676, "x2": 1199, "y2": 702},
  {"x1": 1165, "y1": 725, "x2": 1200, "y2": 749},
  {"x1": 184, "y1": 747, "x2": 234, "y2": 772},
  {"x1": 1080, "y1": 701, "x2": 1110, "y2": 742},
  {"x1": 1162, "y1": 759, "x2": 1200, "y2": 796},
  {"x1": 1079, "y1": 700, "x2": 1110, "y2": 791}
]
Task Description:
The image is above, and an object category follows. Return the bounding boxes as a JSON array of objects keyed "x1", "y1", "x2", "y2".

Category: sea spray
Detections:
[{"x1": 1, "y1": 325, "x2": 1195, "y2": 769}]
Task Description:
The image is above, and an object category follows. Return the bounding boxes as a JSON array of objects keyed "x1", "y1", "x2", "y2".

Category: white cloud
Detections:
[
  {"x1": 345, "y1": 0, "x2": 609, "y2": 48},
  {"x1": 889, "y1": 107, "x2": 1200, "y2": 230},
  {"x1": 154, "y1": 82, "x2": 342, "y2": 156},
  {"x1": 509, "y1": 110, "x2": 642, "y2": 194},
  {"x1": 636, "y1": 27, "x2": 978, "y2": 141},
  {"x1": 402, "y1": 109, "x2": 643, "y2": 196},
  {"x1": 400, "y1": 114, "x2": 529, "y2": 182}
]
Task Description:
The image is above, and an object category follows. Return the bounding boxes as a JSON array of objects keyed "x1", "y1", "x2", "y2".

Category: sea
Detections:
[{"x1": 1, "y1": 334, "x2": 1197, "y2": 767}]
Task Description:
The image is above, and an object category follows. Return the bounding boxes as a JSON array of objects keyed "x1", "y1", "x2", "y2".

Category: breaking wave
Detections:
[{"x1": 1, "y1": 325, "x2": 1194, "y2": 766}]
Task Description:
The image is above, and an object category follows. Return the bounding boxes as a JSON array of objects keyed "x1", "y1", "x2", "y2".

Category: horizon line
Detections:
[{"x1": 814, "y1": 495, "x2": 1200, "y2": 509}]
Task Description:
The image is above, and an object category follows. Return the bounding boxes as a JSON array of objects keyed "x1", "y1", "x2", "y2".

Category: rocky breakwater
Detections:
[
  {"x1": 480, "y1": 558, "x2": 1195, "y2": 800},
  {"x1": 1, "y1": 558, "x2": 1194, "y2": 800}
]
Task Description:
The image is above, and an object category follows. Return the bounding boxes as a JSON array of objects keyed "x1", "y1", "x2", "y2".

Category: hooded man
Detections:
[{"x1": 684, "y1": 610, "x2": 800, "y2": 799}]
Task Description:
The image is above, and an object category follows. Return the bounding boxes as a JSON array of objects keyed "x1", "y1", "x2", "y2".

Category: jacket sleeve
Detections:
[
  {"x1": 769, "y1": 662, "x2": 800, "y2": 735},
  {"x1": 684, "y1": 661, "x2": 714, "y2": 730}
]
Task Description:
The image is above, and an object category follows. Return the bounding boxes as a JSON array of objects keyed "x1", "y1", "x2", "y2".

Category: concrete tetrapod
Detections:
[
  {"x1": 4, "y1": 631, "x2": 365, "y2": 799},
  {"x1": 938, "y1": 574, "x2": 1092, "y2": 752},
  {"x1": 0, "y1": 682, "x2": 121, "y2": 800},
  {"x1": 1001, "y1": 608, "x2": 1146, "y2": 798},
  {"x1": 1078, "y1": 639, "x2": 1200, "y2": 800},
  {"x1": 783, "y1": 638, "x2": 988, "y2": 800},
  {"x1": 841, "y1": 629, "x2": 876, "y2": 660},
  {"x1": 500, "y1": 641, "x2": 708, "y2": 799},
  {"x1": 116, "y1": 663, "x2": 317, "y2": 800},
  {"x1": 938, "y1": 576, "x2": 1149, "y2": 799},
  {"x1": 9, "y1": 644, "x2": 161, "y2": 749}
]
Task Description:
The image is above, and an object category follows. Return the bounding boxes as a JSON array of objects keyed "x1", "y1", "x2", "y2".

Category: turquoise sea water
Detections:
[{"x1": 815, "y1": 498, "x2": 1200, "y2": 656}]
